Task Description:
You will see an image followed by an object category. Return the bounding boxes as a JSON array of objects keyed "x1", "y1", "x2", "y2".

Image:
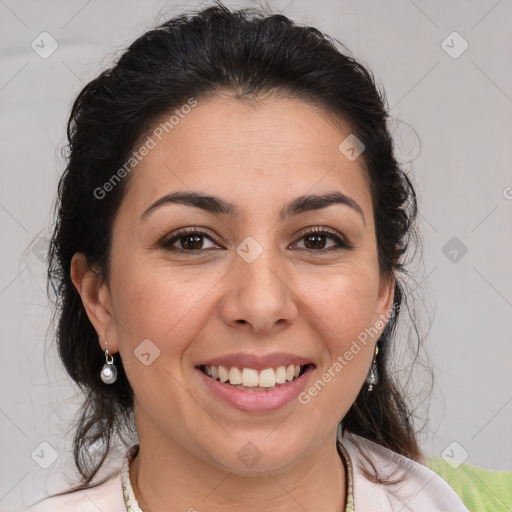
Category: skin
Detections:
[{"x1": 72, "y1": 94, "x2": 395, "y2": 512}]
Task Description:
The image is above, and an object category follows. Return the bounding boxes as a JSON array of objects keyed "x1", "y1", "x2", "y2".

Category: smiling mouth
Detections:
[{"x1": 198, "y1": 364, "x2": 312, "y2": 391}]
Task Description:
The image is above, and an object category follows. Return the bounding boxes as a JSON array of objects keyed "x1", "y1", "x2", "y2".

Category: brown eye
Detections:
[
  {"x1": 180, "y1": 234, "x2": 205, "y2": 250},
  {"x1": 303, "y1": 233, "x2": 329, "y2": 250},
  {"x1": 160, "y1": 228, "x2": 220, "y2": 252},
  {"x1": 293, "y1": 227, "x2": 352, "y2": 253}
]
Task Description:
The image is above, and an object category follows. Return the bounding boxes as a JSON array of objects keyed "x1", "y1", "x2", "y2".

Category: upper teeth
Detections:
[{"x1": 203, "y1": 364, "x2": 302, "y2": 387}]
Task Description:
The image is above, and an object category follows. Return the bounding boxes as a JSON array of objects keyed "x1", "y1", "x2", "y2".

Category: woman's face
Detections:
[{"x1": 91, "y1": 95, "x2": 394, "y2": 472}]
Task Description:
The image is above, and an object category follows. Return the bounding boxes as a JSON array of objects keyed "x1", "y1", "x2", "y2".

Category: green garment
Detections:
[{"x1": 427, "y1": 457, "x2": 512, "y2": 512}]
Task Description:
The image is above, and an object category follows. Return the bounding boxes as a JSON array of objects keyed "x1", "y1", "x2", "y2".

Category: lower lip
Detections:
[{"x1": 197, "y1": 366, "x2": 314, "y2": 413}]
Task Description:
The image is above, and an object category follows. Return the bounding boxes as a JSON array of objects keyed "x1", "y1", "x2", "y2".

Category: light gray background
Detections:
[{"x1": 1, "y1": 0, "x2": 511, "y2": 510}]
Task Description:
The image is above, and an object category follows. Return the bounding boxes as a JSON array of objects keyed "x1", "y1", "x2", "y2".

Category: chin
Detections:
[{"x1": 202, "y1": 437, "x2": 307, "y2": 476}]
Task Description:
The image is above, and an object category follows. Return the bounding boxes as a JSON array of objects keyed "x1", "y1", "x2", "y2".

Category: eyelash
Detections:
[{"x1": 159, "y1": 226, "x2": 353, "y2": 254}]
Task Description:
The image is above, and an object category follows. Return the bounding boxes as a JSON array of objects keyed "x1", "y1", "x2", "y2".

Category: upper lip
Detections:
[{"x1": 196, "y1": 352, "x2": 314, "y2": 371}]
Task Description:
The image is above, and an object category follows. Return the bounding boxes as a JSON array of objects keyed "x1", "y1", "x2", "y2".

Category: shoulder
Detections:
[
  {"x1": 21, "y1": 471, "x2": 125, "y2": 512},
  {"x1": 341, "y1": 431, "x2": 470, "y2": 512}
]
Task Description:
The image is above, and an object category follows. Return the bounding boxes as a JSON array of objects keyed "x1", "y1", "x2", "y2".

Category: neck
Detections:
[{"x1": 129, "y1": 422, "x2": 346, "y2": 512}]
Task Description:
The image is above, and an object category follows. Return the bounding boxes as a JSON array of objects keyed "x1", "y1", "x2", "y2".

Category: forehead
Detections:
[{"x1": 123, "y1": 95, "x2": 372, "y2": 217}]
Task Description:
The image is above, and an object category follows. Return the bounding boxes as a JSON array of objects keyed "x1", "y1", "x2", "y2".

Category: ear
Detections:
[
  {"x1": 70, "y1": 252, "x2": 119, "y2": 353},
  {"x1": 375, "y1": 268, "x2": 396, "y2": 333}
]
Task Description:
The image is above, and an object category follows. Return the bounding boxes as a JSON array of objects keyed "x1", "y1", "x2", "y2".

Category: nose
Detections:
[{"x1": 221, "y1": 249, "x2": 298, "y2": 334}]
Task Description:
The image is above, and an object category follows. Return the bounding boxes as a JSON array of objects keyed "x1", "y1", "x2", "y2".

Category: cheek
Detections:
[
  {"x1": 110, "y1": 262, "x2": 219, "y2": 367},
  {"x1": 110, "y1": 263, "x2": 220, "y2": 421},
  {"x1": 295, "y1": 273, "x2": 379, "y2": 416},
  {"x1": 299, "y1": 267, "x2": 380, "y2": 348}
]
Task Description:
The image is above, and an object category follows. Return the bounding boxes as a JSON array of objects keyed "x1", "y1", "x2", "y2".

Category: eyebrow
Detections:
[{"x1": 141, "y1": 190, "x2": 365, "y2": 224}]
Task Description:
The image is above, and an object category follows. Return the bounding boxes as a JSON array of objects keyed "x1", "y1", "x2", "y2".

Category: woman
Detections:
[{"x1": 25, "y1": 4, "x2": 469, "y2": 511}]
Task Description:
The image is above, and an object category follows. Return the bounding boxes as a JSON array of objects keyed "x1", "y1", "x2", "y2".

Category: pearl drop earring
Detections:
[
  {"x1": 365, "y1": 344, "x2": 379, "y2": 391},
  {"x1": 100, "y1": 339, "x2": 117, "y2": 384}
]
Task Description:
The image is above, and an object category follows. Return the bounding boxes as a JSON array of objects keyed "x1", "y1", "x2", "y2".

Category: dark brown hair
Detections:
[{"x1": 47, "y1": 1, "x2": 428, "y2": 494}]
